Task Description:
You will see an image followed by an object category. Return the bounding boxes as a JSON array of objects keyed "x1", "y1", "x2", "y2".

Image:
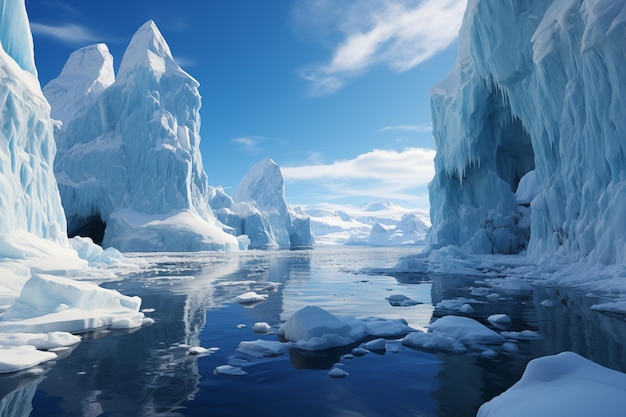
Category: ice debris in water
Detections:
[
  {"x1": 385, "y1": 294, "x2": 422, "y2": 307},
  {"x1": 231, "y1": 291, "x2": 268, "y2": 305},
  {"x1": 487, "y1": 314, "x2": 512, "y2": 326},
  {"x1": 252, "y1": 322, "x2": 271, "y2": 333},
  {"x1": 501, "y1": 330, "x2": 541, "y2": 340},
  {"x1": 429, "y1": 316, "x2": 505, "y2": 346},
  {"x1": 214, "y1": 365, "x2": 247, "y2": 376},
  {"x1": 328, "y1": 367, "x2": 349, "y2": 378},
  {"x1": 401, "y1": 331, "x2": 467, "y2": 354}
]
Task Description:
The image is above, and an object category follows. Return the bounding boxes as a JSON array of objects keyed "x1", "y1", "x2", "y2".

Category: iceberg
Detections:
[
  {"x1": 210, "y1": 159, "x2": 314, "y2": 248},
  {"x1": 48, "y1": 21, "x2": 239, "y2": 252},
  {"x1": 428, "y1": 0, "x2": 626, "y2": 263}
]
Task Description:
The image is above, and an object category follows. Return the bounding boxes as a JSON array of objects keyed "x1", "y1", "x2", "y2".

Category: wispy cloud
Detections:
[
  {"x1": 297, "y1": 0, "x2": 466, "y2": 96},
  {"x1": 379, "y1": 124, "x2": 432, "y2": 133},
  {"x1": 282, "y1": 147, "x2": 435, "y2": 204},
  {"x1": 30, "y1": 22, "x2": 104, "y2": 46},
  {"x1": 231, "y1": 136, "x2": 266, "y2": 152}
]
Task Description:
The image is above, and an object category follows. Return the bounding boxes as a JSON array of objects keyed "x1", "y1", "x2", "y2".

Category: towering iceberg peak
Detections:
[
  {"x1": 0, "y1": 0, "x2": 36, "y2": 75},
  {"x1": 234, "y1": 158, "x2": 288, "y2": 215},
  {"x1": 211, "y1": 159, "x2": 313, "y2": 248},
  {"x1": 118, "y1": 20, "x2": 190, "y2": 83},
  {"x1": 43, "y1": 43, "x2": 115, "y2": 126},
  {"x1": 52, "y1": 21, "x2": 238, "y2": 251},
  {"x1": 427, "y1": 0, "x2": 626, "y2": 263}
]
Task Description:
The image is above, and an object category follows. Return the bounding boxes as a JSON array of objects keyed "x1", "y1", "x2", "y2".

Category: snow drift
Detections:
[
  {"x1": 47, "y1": 21, "x2": 239, "y2": 252},
  {"x1": 428, "y1": 0, "x2": 626, "y2": 263}
]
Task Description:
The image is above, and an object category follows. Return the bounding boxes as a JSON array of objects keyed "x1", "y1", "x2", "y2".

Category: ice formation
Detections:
[
  {"x1": 304, "y1": 202, "x2": 428, "y2": 246},
  {"x1": 428, "y1": 0, "x2": 626, "y2": 263},
  {"x1": 0, "y1": 0, "x2": 68, "y2": 250},
  {"x1": 42, "y1": 43, "x2": 115, "y2": 127},
  {"x1": 48, "y1": 21, "x2": 239, "y2": 251},
  {"x1": 210, "y1": 159, "x2": 313, "y2": 248},
  {"x1": 478, "y1": 352, "x2": 626, "y2": 417}
]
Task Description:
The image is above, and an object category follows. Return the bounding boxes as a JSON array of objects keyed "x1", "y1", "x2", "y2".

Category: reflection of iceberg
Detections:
[{"x1": 0, "y1": 375, "x2": 43, "y2": 417}]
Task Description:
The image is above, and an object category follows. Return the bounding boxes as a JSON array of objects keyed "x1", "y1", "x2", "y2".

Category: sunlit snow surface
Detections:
[{"x1": 428, "y1": 0, "x2": 626, "y2": 263}]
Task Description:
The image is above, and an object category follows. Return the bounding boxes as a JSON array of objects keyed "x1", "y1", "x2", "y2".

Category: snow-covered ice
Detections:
[
  {"x1": 478, "y1": 352, "x2": 626, "y2": 417},
  {"x1": 236, "y1": 339, "x2": 293, "y2": 358},
  {"x1": 49, "y1": 20, "x2": 239, "y2": 252},
  {"x1": 428, "y1": 315, "x2": 505, "y2": 346},
  {"x1": 211, "y1": 159, "x2": 314, "y2": 249},
  {"x1": 277, "y1": 306, "x2": 415, "y2": 351},
  {"x1": 231, "y1": 291, "x2": 268, "y2": 305},
  {"x1": 401, "y1": 331, "x2": 467, "y2": 354}
]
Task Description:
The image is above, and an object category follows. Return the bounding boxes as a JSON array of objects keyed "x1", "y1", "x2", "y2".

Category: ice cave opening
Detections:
[
  {"x1": 68, "y1": 214, "x2": 106, "y2": 246},
  {"x1": 483, "y1": 85, "x2": 535, "y2": 196}
]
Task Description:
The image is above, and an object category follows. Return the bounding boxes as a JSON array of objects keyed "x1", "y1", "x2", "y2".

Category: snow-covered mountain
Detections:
[
  {"x1": 210, "y1": 158, "x2": 314, "y2": 248},
  {"x1": 302, "y1": 202, "x2": 429, "y2": 246},
  {"x1": 48, "y1": 21, "x2": 239, "y2": 252},
  {"x1": 428, "y1": 0, "x2": 626, "y2": 263}
]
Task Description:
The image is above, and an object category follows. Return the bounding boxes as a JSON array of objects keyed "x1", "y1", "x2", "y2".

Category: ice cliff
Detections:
[
  {"x1": 210, "y1": 158, "x2": 313, "y2": 248},
  {"x1": 48, "y1": 21, "x2": 239, "y2": 251},
  {"x1": 428, "y1": 0, "x2": 626, "y2": 263},
  {"x1": 0, "y1": 0, "x2": 68, "y2": 251}
]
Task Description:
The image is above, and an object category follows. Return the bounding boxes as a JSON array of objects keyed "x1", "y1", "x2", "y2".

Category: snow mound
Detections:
[{"x1": 478, "y1": 352, "x2": 626, "y2": 417}]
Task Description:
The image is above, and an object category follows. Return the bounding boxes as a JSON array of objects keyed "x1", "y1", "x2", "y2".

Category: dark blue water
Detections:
[{"x1": 3, "y1": 247, "x2": 626, "y2": 417}]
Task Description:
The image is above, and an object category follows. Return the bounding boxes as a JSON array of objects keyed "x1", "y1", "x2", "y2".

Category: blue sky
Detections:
[{"x1": 26, "y1": 0, "x2": 465, "y2": 212}]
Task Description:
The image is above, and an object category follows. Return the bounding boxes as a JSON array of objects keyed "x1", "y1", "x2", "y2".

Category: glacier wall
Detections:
[
  {"x1": 50, "y1": 21, "x2": 239, "y2": 251},
  {"x1": 428, "y1": 0, "x2": 626, "y2": 263},
  {"x1": 0, "y1": 0, "x2": 68, "y2": 248}
]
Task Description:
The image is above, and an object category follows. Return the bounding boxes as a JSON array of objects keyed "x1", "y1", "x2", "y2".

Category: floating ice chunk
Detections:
[
  {"x1": 459, "y1": 304, "x2": 474, "y2": 314},
  {"x1": 429, "y1": 316, "x2": 505, "y2": 345},
  {"x1": 328, "y1": 367, "x2": 349, "y2": 378},
  {"x1": 0, "y1": 274, "x2": 144, "y2": 333},
  {"x1": 231, "y1": 291, "x2": 268, "y2": 305},
  {"x1": 470, "y1": 288, "x2": 491, "y2": 297},
  {"x1": 590, "y1": 301, "x2": 626, "y2": 315},
  {"x1": 478, "y1": 352, "x2": 626, "y2": 417},
  {"x1": 501, "y1": 342, "x2": 519, "y2": 353},
  {"x1": 278, "y1": 306, "x2": 366, "y2": 351},
  {"x1": 362, "y1": 317, "x2": 415, "y2": 338},
  {"x1": 214, "y1": 365, "x2": 247, "y2": 376},
  {"x1": 237, "y1": 340, "x2": 293, "y2": 358},
  {"x1": 540, "y1": 299, "x2": 554, "y2": 307},
  {"x1": 487, "y1": 314, "x2": 512, "y2": 326},
  {"x1": 386, "y1": 294, "x2": 422, "y2": 307},
  {"x1": 351, "y1": 347, "x2": 369, "y2": 357},
  {"x1": 501, "y1": 330, "x2": 541, "y2": 340},
  {"x1": 401, "y1": 331, "x2": 467, "y2": 353},
  {"x1": 188, "y1": 346, "x2": 216, "y2": 355},
  {"x1": 0, "y1": 331, "x2": 80, "y2": 349},
  {"x1": 486, "y1": 293, "x2": 501, "y2": 301},
  {"x1": 436, "y1": 298, "x2": 483, "y2": 312},
  {"x1": 0, "y1": 346, "x2": 57, "y2": 374},
  {"x1": 341, "y1": 353, "x2": 355, "y2": 360},
  {"x1": 481, "y1": 349, "x2": 498, "y2": 359},
  {"x1": 362, "y1": 338, "x2": 386, "y2": 351},
  {"x1": 252, "y1": 322, "x2": 271, "y2": 333}
]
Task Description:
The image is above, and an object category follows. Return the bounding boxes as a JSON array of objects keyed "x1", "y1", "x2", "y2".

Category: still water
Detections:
[{"x1": 3, "y1": 246, "x2": 626, "y2": 417}]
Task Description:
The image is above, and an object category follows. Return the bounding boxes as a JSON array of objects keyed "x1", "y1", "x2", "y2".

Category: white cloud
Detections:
[
  {"x1": 379, "y1": 124, "x2": 432, "y2": 133},
  {"x1": 282, "y1": 147, "x2": 435, "y2": 205},
  {"x1": 231, "y1": 136, "x2": 265, "y2": 152},
  {"x1": 30, "y1": 22, "x2": 103, "y2": 45},
  {"x1": 297, "y1": 0, "x2": 466, "y2": 96}
]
